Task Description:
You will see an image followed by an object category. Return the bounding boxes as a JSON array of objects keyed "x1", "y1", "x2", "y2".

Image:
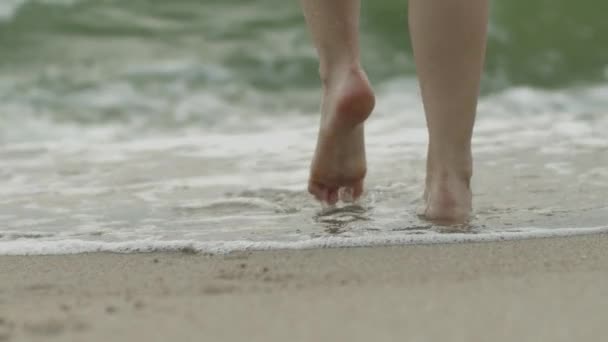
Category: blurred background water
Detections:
[{"x1": 1, "y1": 0, "x2": 607, "y2": 254}]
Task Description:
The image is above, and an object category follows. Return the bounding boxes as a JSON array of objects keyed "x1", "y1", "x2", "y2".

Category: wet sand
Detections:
[{"x1": 1, "y1": 234, "x2": 607, "y2": 341}]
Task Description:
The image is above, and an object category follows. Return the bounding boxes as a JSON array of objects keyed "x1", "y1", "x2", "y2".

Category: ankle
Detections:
[
  {"x1": 426, "y1": 149, "x2": 473, "y2": 188},
  {"x1": 319, "y1": 62, "x2": 363, "y2": 89}
]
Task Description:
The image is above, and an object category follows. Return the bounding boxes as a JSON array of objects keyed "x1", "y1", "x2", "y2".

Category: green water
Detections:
[
  {"x1": 365, "y1": 0, "x2": 608, "y2": 89},
  {"x1": 1, "y1": 0, "x2": 607, "y2": 94}
]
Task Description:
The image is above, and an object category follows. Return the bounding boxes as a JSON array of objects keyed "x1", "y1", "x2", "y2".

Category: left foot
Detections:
[{"x1": 308, "y1": 66, "x2": 375, "y2": 205}]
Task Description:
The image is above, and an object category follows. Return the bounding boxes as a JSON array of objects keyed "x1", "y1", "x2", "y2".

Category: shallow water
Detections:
[{"x1": 1, "y1": 0, "x2": 608, "y2": 254}]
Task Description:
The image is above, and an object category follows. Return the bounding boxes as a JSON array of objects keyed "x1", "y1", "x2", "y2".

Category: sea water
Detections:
[{"x1": 1, "y1": 0, "x2": 607, "y2": 255}]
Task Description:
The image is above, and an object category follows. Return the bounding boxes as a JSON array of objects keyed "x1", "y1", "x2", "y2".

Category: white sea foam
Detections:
[
  {"x1": 1, "y1": 226, "x2": 607, "y2": 256},
  {"x1": 2, "y1": 80, "x2": 608, "y2": 256},
  {"x1": 0, "y1": 0, "x2": 78, "y2": 22},
  {"x1": 0, "y1": 0, "x2": 26, "y2": 21}
]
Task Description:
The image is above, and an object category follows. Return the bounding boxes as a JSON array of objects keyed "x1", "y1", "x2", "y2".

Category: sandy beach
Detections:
[{"x1": 1, "y1": 234, "x2": 607, "y2": 341}]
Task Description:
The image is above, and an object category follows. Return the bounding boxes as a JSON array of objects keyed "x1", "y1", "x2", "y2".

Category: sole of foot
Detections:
[{"x1": 308, "y1": 66, "x2": 375, "y2": 205}]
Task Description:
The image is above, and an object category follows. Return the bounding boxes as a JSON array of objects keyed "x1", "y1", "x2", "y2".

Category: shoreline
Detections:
[
  {"x1": 2, "y1": 226, "x2": 607, "y2": 256},
  {"x1": 1, "y1": 234, "x2": 607, "y2": 341}
]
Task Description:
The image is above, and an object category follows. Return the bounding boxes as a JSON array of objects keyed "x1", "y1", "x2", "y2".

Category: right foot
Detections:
[
  {"x1": 421, "y1": 175, "x2": 472, "y2": 224},
  {"x1": 420, "y1": 156, "x2": 473, "y2": 224},
  {"x1": 308, "y1": 66, "x2": 375, "y2": 205}
]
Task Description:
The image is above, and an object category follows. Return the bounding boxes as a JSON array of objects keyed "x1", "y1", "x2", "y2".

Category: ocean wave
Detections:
[
  {"x1": 2, "y1": 79, "x2": 607, "y2": 142},
  {"x1": 0, "y1": 0, "x2": 27, "y2": 22},
  {"x1": 0, "y1": 0, "x2": 78, "y2": 22},
  {"x1": 1, "y1": 0, "x2": 607, "y2": 88}
]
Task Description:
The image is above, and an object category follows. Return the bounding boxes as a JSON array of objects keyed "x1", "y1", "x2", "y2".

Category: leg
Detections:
[
  {"x1": 409, "y1": 0, "x2": 489, "y2": 223},
  {"x1": 300, "y1": 0, "x2": 376, "y2": 205}
]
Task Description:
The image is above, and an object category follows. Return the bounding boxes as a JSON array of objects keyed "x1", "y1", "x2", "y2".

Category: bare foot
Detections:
[
  {"x1": 308, "y1": 66, "x2": 375, "y2": 205},
  {"x1": 420, "y1": 169, "x2": 472, "y2": 225}
]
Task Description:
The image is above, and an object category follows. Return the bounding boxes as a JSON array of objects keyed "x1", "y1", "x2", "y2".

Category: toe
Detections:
[
  {"x1": 309, "y1": 178, "x2": 364, "y2": 205},
  {"x1": 308, "y1": 181, "x2": 326, "y2": 202},
  {"x1": 339, "y1": 187, "x2": 354, "y2": 203},
  {"x1": 352, "y1": 179, "x2": 364, "y2": 200},
  {"x1": 326, "y1": 189, "x2": 339, "y2": 205},
  {"x1": 309, "y1": 181, "x2": 339, "y2": 205}
]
